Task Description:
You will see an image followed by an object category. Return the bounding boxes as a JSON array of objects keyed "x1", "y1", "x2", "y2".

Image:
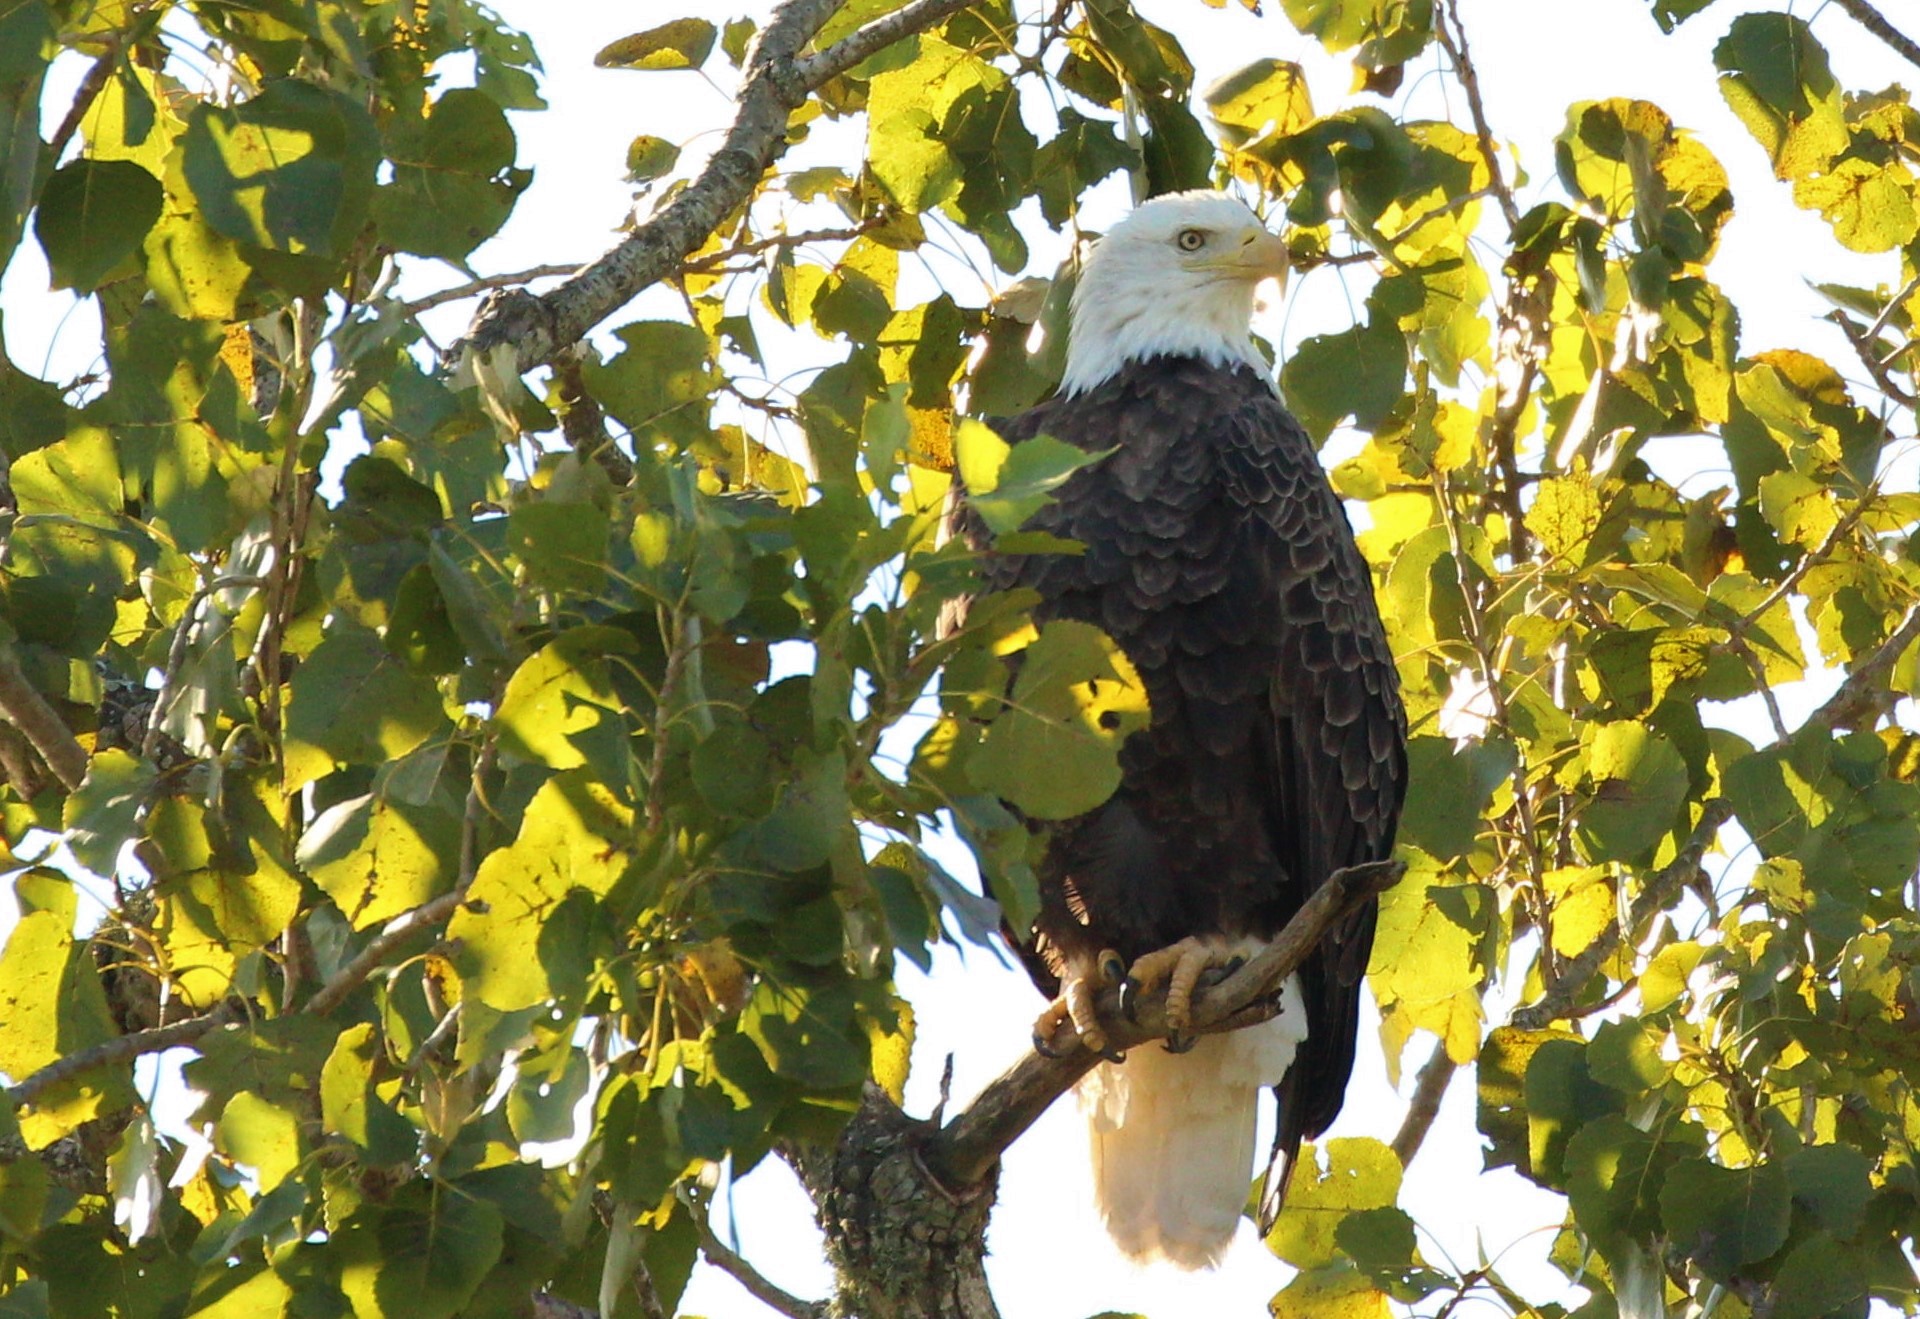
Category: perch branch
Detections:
[
  {"x1": 930, "y1": 859, "x2": 1404, "y2": 1189},
  {"x1": 1510, "y1": 800, "x2": 1733, "y2": 1030},
  {"x1": 0, "y1": 646, "x2": 87, "y2": 791},
  {"x1": 454, "y1": 0, "x2": 977, "y2": 376}
]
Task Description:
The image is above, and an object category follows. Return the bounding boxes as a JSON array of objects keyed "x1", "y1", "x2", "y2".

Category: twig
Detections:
[
  {"x1": 302, "y1": 889, "x2": 467, "y2": 1018},
  {"x1": 5, "y1": 1003, "x2": 238, "y2": 1109},
  {"x1": 1804, "y1": 604, "x2": 1920, "y2": 733},
  {"x1": 930, "y1": 859, "x2": 1403, "y2": 1189},
  {"x1": 401, "y1": 263, "x2": 585, "y2": 318},
  {"x1": 47, "y1": 5, "x2": 165, "y2": 162},
  {"x1": 1510, "y1": 800, "x2": 1732, "y2": 1030},
  {"x1": 693, "y1": 1208, "x2": 825, "y2": 1319},
  {"x1": 682, "y1": 223, "x2": 873, "y2": 274},
  {"x1": 1390, "y1": 1042, "x2": 1459, "y2": 1168},
  {"x1": 0, "y1": 646, "x2": 87, "y2": 791},
  {"x1": 1433, "y1": 0, "x2": 1519, "y2": 231},
  {"x1": 1829, "y1": 0, "x2": 1920, "y2": 72},
  {"x1": 143, "y1": 574, "x2": 269, "y2": 761},
  {"x1": 1829, "y1": 309, "x2": 1918, "y2": 408},
  {"x1": 454, "y1": 0, "x2": 977, "y2": 375}
]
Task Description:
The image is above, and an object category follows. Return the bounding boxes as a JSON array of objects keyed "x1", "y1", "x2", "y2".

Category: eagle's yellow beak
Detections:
[{"x1": 1235, "y1": 226, "x2": 1291, "y2": 290}]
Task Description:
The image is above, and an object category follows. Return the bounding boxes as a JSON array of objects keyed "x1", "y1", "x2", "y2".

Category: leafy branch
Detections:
[
  {"x1": 454, "y1": 0, "x2": 979, "y2": 377},
  {"x1": 1509, "y1": 799, "x2": 1733, "y2": 1031}
]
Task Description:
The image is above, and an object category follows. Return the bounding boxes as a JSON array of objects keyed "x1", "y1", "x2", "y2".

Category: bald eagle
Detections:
[{"x1": 955, "y1": 191, "x2": 1407, "y2": 1267}]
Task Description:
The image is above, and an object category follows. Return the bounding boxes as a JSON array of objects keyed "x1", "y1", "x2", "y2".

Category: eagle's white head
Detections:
[{"x1": 1059, "y1": 190, "x2": 1289, "y2": 397}]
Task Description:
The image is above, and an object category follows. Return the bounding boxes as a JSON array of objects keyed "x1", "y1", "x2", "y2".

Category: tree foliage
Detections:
[{"x1": 1, "y1": 0, "x2": 1919, "y2": 1316}]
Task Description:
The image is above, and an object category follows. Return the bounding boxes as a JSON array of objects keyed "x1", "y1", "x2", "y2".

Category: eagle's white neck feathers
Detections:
[{"x1": 1059, "y1": 191, "x2": 1288, "y2": 396}]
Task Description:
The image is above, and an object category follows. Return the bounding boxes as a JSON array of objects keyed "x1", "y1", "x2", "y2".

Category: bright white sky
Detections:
[{"x1": 3, "y1": 1, "x2": 1914, "y2": 1316}]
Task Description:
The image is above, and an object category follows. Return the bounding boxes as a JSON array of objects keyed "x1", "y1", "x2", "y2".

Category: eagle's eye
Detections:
[{"x1": 1175, "y1": 228, "x2": 1207, "y2": 251}]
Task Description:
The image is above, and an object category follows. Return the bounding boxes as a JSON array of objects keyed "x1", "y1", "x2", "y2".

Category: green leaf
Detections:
[
  {"x1": 1397, "y1": 735, "x2": 1513, "y2": 860},
  {"x1": 335, "y1": 1184, "x2": 504, "y2": 1319},
  {"x1": 1564, "y1": 1114, "x2": 1670, "y2": 1258},
  {"x1": 1266, "y1": 1137, "x2": 1402, "y2": 1269},
  {"x1": 297, "y1": 793, "x2": 460, "y2": 930},
  {"x1": 1782, "y1": 1142, "x2": 1872, "y2": 1240},
  {"x1": 1659, "y1": 1158, "x2": 1791, "y2": 1282},
  {"x1": 63, "y1": 748, "x2": 157, "y2": 877},
  {"x1": 373, "y1": 88, "x2": 527, "y2": 262},
  {"x1": 594, "y1": 19, "x2": 717, "y2": 71},
  {"x1": 1282, "y1": 317, "x2": 1408, "y2": 443},
  {"x1": 1574, "y1": 722, "x2": 1688, "y2": 863},
  {"x1": 32, "y1": 159, "x2": 162, "y2": 291},
  {"x1": 955, "y1": 419, "x2": 1107, "y2": 536},
  {"x1": 283, "y1": 625, "x2": 451, "y2": 791},
  {"x1": 182, "y1": 79, "x2": 379, "y2": 259},
  {"x1": 625, "y1": 134, "x2": 680, "y2": 183},
  {"x1": 213, "y1": 1091, "x2": 302, "y2": 1192},
  {"x1": 579, "y1": 321, "x2": 717, "y2": 451},
  {"x1": 320, "y1": 1023, "x2": 417, "y2": 1164},
  {"x1": 1714, "y1": 13, "x2": 1848, "y2": 181},
  {"x1": 0, "y1": 870, "x2": 130, "y2": 1139},
  {"x1": 495, "y1": 625, "x2": 634, "y2": 774},
  {"x1": 969, "y1": 619, "x2": 1150, "y2": 820},
  {"x1": 1526, "y1": 476, "x2": 1604, "y2": 566},
  {"x1": 448, "y1": 773, "x2": 634, "y2": 1012},
  {"x1": 1791, "y1": 157, "x2": 1919, "y2": 253},
  {"x1": 508, "y1": 500, "x2": 610, "y2": 594},
  {"x1": 1205, "y1": 58, "x2": 1314, "y2": 149}
]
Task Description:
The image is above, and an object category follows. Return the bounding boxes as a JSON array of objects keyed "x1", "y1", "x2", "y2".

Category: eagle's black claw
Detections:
[
  {"x1": 1032, "y1": 1029, "x2": 1063, "y2": 1059},
  {"x1": 1163, "y1": 1032, "x2": 1196, "y2": 1054},
  {"x1": 1119, "y1": 975, "x2": 1143, "y2": 1021},
  {"x1": 1100, "y1": 1045, "x2": 1126, "y2": 1063}
]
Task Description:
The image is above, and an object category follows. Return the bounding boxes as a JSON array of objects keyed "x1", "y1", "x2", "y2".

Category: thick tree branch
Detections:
[
  {"x1": 455, "y1": 0, "x2": 976, "y2": 376},
  {"x1": 1510, "y1": 800, "x2": 1732, "y2": 1030},
  {"x1": 1829, "y1": 0, "x2": 1920, "y2": 73},
  {"x1": 1390, "y1": 1042, "x2": 1459, "y2": 1168},
  {"x1": 0, "y1": 646, "x2": 87, "y2": 791},
  {"x1": 929, "y1": 859, "x2": 1404, "y2": 1189}
]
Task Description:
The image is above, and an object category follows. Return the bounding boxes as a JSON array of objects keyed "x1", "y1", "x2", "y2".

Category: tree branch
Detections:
[
  {"x1": 1829, "y1": 0, "x2": 1920, "y2": 72},
  {"x1": 1510, "y1": 800, "x2": 1732, "y2": 1030},
  {"x1": 0, "y1": 645, "x2": 87, "y2": 791},
  {"x1": 1828, "y1": 309, "x2": 1918, "y2": 408},
  {"x1": 301, "y1": 889, "x2": 467, "y2": 1018},
  {"x1": 401, "y1": 263, "x2": 586, "y2": 318},
  {"x1": 929, "y1": 859, "x2": 1404, "y2": 1189},
  {"x1": 5, "y1": 1004, "x2": 238, "y2": 1109},
  {"x1": 453, "y1": 0, "x2": 976, "y2": 376},
  {"x1": 1804, "y1": 604, "x2": 1920, "y2": 733},
  {"x1": 1390, "y1": 1042, "x2": 1459, "y2": 1168},
  {"x1": 694, "y1": 1208, "x2": 826, "y2": 1319},
  {"x1": 793, "y1": 0, "x2": 977, "y2": 85}
]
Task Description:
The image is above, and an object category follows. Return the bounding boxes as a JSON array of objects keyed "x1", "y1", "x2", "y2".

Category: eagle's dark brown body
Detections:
[{"x1": 970, "y1": 353, "x2": 1406, "y2": 1166}]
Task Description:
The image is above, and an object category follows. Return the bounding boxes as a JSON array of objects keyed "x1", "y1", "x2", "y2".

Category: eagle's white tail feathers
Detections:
[{"x1": 1077, "y1": 971, "x2": 1308, "y2": 1269}]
